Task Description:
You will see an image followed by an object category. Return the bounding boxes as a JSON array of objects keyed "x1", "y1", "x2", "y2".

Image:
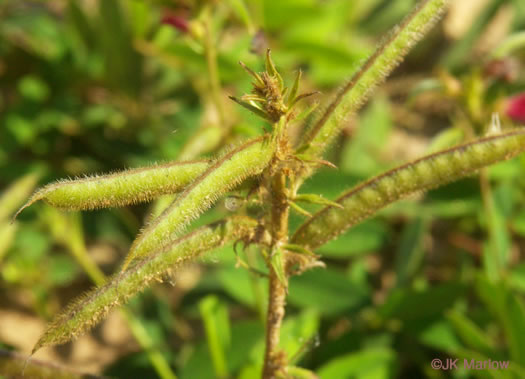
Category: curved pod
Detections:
[{"x1": 293, "y1": 129, "x2": 525, "y2": 249}]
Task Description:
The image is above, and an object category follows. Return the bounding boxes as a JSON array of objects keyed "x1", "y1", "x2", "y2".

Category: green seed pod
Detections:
[
  {"x1": 32, "y1": 216, "x2": 257, "y2": 354},
  {"x1": 292, "y1": 129, "x2": 525, "y2": 250},
  {"x1": 122, "y1": 135, "x2": 276, "y2": 270},
  {"x1": 300, "y1": 0, "x2": 450, "y2": 159},
  {"x1": 15, "y1": 160, "x2": 209, "y2": 218}
]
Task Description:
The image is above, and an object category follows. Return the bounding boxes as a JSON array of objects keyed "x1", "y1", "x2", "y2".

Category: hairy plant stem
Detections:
[{"x1": 263, "y1": 171, "x2": 289, "y2": 378}]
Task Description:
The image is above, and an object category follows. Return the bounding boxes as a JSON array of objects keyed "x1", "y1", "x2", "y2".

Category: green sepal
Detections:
[
  {"x1": 289, "y1": 91, "x2": 319, "y2": 108},
  {"x1": 287, "y1": 366, "x2": 318, "y2": 379},
  {"x1": 289, "y1": 200, "x2": 312, "y2": 218},
  {"x1": 270, "y1": 246, "x2": 288, "y2": 287},
  {"x1": 294, "y1": 154, "x2": 337, "y2": 169},
  {"x1": 295, "y1": 194, "x2": 344, "y2": 209},
  {"x1": 238, "y1": 61, "x2": 264, "y2": 87},
  {"x1": 229, "y1": 96, "x2": 272, "y2": 121},
  {"x1": 265, "y1": 49, "x2": 284, "y2": 90},
  {"x1": 282, "y1": 243, "x2": 315, "y2": 256},
  {"x1": 293, "y1": 101, "x2": 319, "y2": 124},
  {"x1": 286, "y1": 69, "x2": 302, "y2": 106}
]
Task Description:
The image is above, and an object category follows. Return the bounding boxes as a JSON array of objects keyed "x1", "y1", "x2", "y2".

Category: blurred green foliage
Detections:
[{"x1": 1, "y1": 0, "x2": 525, "y2": 378}]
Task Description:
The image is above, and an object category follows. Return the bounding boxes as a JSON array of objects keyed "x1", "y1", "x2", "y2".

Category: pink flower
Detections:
[
  {"x1": 506, "y1": 93, "x2": 525, "y2": 124},
  {"x1": 162, "y1": 13, "x2": 189, "y2": 33}
]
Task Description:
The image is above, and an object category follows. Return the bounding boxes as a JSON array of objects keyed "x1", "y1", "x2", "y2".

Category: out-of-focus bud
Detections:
[
  {"x1": 162, "y1": 13, "x2": 189, "y2": 33},
  {"x1": 250, "y1": 29, "x2": 267, "y2": 55},
  {"x1": 484, "y1": 58, "x2": 520, "y2": 83},
  {"x1": 437, "y1": 69, "x2": 462, "y2": 97},
  {"x1": 506, "y1": 93, "x2": 525, "y2": 124},
  {"x1": 188, "y1": 20, "x2": 205, "y2": 41}
]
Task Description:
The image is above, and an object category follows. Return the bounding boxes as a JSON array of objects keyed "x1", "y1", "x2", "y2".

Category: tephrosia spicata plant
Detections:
[{"x1": 14, "y1": 0, "x2": 525, "y2": 377}]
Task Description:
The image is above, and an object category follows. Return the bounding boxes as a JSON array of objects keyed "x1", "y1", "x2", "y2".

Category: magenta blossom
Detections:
[{"x1": 506, "y1": 93, "x2": 525, "y2": 124}]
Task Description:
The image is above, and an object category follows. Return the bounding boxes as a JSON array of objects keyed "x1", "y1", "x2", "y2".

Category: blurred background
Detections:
[{"x1": 1, "y1": 0, "x2": 525, "y2": 378}]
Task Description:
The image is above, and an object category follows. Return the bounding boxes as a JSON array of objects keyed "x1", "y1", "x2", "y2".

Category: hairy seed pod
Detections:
[
  {"x1": 301, "y1": 0, "x2": 450, "y2": 159},
  {"x1": 292, "y1": 129, "x2": 525, "y2": 250},
  {"x1": 32, "y1": 216, "x2": 257, "y2": 354},
  {"x1": 122, "y1": 135, "x2": 275, "y2": 270},
  {"x1": 14, "y1": 160, "x2": 210, "y2": 218}
]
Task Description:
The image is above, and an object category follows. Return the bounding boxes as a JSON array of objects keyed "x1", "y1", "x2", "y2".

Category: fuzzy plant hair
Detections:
[{"x1": 14, "y1": 0, "x2": 525, "y2": 377}]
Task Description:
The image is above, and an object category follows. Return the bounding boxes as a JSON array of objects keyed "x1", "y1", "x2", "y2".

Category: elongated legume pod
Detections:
[
  {"x1": 14, "y1": 160, "x2": 210, "y2": 218},
  {"x1": 32, "y1": 216, "x2": 257, "y2": 353},
  {"x1": 123, "y1": 135, "x2": 275, "y2": 269},
  {"x1": 301, "y1": 0, "x2": 449, "y2": 159},
  {"x1": 292, "y1": 129, "x2": 525, "y2": 250}
]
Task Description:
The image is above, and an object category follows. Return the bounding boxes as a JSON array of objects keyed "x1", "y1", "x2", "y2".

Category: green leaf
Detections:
[
  {"x1": 317, "y1": 221, "x2": 389, "y2": 258},
  {"x1": 67, "y1": 0, "x2": 95, "y2": 49},
  {"x1": 199, "y1": 296, "x2": 231, "y2": 378},
  {"x1": 97, "y1": 0, "x2": 143, "y2": 95},
  {"x1": 217, "y1": 265, "x2": 266, "y2": 309},
  {"x1": 0, "y1": 172, "x2": 40, "y2": 222},
  {"x1": 48, "y1": 255, "x2": 79, "y2": 286},
  {"x1": 378, "y1": 282, "x2": 467, "y2": 322},
  {"x1": 340, "y1": 95, "x2": 392, "y2": 176},
  {"x1": 279, "y1": 309, "x2": 320, "y2": 362},
  {"x1": 395, "y1": 216, "x2": 429, "y2": 286},
  {"x1": 0, "y1": 222, "x2": 17, "y2": 263},
  {"x1": 250, "y1": 310, "x2": 320, "y2": 366},
  {"x1": 225, "y1": 0, "x2": 255, "y2": 33},
  {"x1": 182, "y1": 320, "x2": 264, "y2": 379},
  {"x1": 318, "y1": 348, "x2": 397, "y2": 379},
  {"x1": 441, "y1": 0, "x2": 506, "y2": 69},
  {"x1": 287, "y1": 69, "x2": 302, "y2": 106},
  {"x1": 475, "y1": 275, "x2": 525, "y2": 364},
  {"x1": 446, "y1": 310, "x2": 495, "y2": 356},
  {"x1": 509, "y1": 263, "x2": 525, "y2": 293},
  {"x1": 481, "y1": 184, "x2": 513, "y2": 281},
  {"x1": 417, "y1": 319, "x2": 463, "y2": 352},
  {"x1": 18, "y1": 75, "x2": 50, "y2": 102},
  {"x1": 426, "y1": 126, "x2": 464, "y2": 153},
  {"x1": 287, "y1": 268, "x2": 369, "y2": 315}
]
